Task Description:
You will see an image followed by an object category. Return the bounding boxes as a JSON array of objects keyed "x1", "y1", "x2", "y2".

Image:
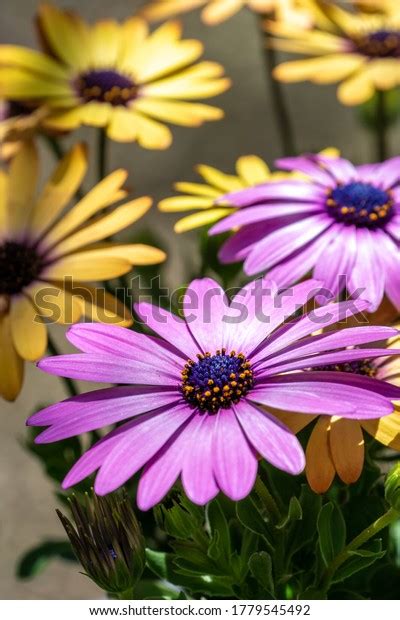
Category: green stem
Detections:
[
  {"x1": 376, "y1": 89, "x2": 389, "y2": 162},
  {"x1": 260, "y1": 19, "x2": 296, "y2": 156},
  {"x1": 254, "y1": 476, "x2": 281, "y2": 522},
  {"x1": 47, "y1": 333, "x2": 78, "y2": 397},
  {"x1": 320, "y1": 507, "x2": 399, "y2": 592},
  {"x1": 98, "y1": 126, "x2": 107, "y2": 184}
]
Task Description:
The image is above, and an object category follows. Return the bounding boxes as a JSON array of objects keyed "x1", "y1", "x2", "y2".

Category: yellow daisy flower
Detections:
[
  {"x1": 276, "y1": 330, "x2": 400, "y2": 493},
  {"x1": 141, "y1": 0, "x2": 313, "y2": 27},
  {"x1": 0, "y1": 141, "x2": 166, "y2": 401},
  {"x1": 159, "y1": 148, "x2": 338, "y2": 232},
  {"x1": 269, "y1": 0, "x2": 400, "y2": 105},
  {"x1": 0, "y1": 5, "x2": 230, "y2": 150}
]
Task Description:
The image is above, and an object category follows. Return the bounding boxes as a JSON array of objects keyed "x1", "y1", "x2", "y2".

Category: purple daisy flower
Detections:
[
  {"x1": 28, "y1": 277, "x2": 400, "y2": 510},
  {"x1": 210, "y1": 153, "x2": 400, "y2": 312}
]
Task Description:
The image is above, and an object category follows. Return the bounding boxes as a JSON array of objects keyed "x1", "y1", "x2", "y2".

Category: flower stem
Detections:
[
  {"x1": 98, "y1": 126, "x2": 107, "y2": 184},
  {"x1": 319, "y1": 506, "x2": 399, "y2": 592},
  {"x1": 376, "y1": 89, "x2": 389, "y2": 162},
  {"x1": 259, "y1": 19, "x2": 296, "y2": 156},
  {"x1": 47, "y1": 333, "x2": 78, "y2": 398}
]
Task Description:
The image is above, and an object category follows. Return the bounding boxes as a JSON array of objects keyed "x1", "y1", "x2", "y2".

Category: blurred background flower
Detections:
[
  {"x1": 0, "y1": 140, "x2": 165, "y2": 401},
  {"x1": 0, "y1": 4, "x2": 230, "y2": 149}
]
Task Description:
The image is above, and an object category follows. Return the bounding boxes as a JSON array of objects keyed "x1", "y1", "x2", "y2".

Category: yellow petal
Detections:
[
  {"x1": 202, "y1": 0, "x2": 243, "y2": 25},
  {"x1": 10, "y1": 295, "x2": 47, "y2": 361},
  {"x1": 173, "y1": 181, "x2": 221, "y2": 198},
  {"x1": 305, "y1": 417, "x2": 336, "y2": 494},
  {"x1": 134, "y1": 21, "x2": 203, "y2": 83},
  {"x1": 329, "y1": 417, "x2": 365, "y2": 484},
  {"x1": 361, "y1": 412, "x2": 400, "y2": 452},
  {"x1": 195, "y1": 164, "x2": 244, "y2": 192},
  {"x1": 337, "y1": 68, "x2": 375, "y2": 105},
  {"x1": 43, "y1": 107, "x2": 86, "y2": 131},
  {"x1": 107, "y1": 107, "x2": 139, "y2": 142},
  {"x1": 0, "y1": 67, "x2": 72, "y2": 99},
  {"x1": 118, "y1": 17, "x2": 149, "y2": 74},
  {"x1": 104, "y1": 243, "x2": 167, "y2": 265},
  {"x1": 47, "y1": 197, "x2": 152, "y2": 257},
  {"x1": 43, "y1": 169, "x2": 128, "y2": 247},
  {"x1": 30, "y1": 143, "x2": 88, "y2": 240},
  {"x1": 273, "y1": 410, "x2": 316, "y2": 434},
  {"x1": 64, "y1": 282, "x2": 132, "y2": 327},
  {"x1": 129, "y1": 111, "x2": 172, "y2": 149},
  {"x1": 174, "y1": 207, "x2": 233, "y2": 233},
  {"x1": 43, "y1": 251, "x2": 132, "y2": 281},
  {"x1": 0, "y1": 312, "x2": 24, "y2": 401},
  {"x1": 141, "y1": 0, "x2": 206, "y2": 22},
  {"x1": 133, "y1": 98, "x2": 223, "y2": 126},
  {"x1": 158, "y1": 195, "x2": 216, "y2": 212},
  {"x1": 0, "y1": 44, "x2": 68, "y2": 78},
  {"x1": 236, "y1": 155, "x2": 270, "y2": 185},
  {"x1": 80, "y1": 102, "x2": 111, "y2": 127},
  {"x1": 29, "y1": 281, "x2": 84, "y2": 325},
  {"x1": 140, "y1": 61, "x2": 229, "y2": 99},
  {"x1": 274, "y1": 54, "x2": 365, "y2": 84},
  {"x1": 89, "y1": 19, "x2": 120, "y2": 68},
  {"x1": 7, "y1": 141, "x2": 38, "y2": 237},
  {"x1": 37, "y1": 4, "x2": 91, "y2": 71}
]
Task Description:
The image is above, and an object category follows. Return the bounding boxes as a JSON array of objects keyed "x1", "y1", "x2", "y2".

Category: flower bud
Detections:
[
  {"x1": 385, "y1": 463, "x2": 400, "y2": 512},
  {"x1": 57, "y1": 491, "x2": 145, "y2": 595}
]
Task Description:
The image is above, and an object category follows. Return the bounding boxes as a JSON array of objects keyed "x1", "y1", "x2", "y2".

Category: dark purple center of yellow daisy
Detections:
[
  {"x1": 313, "y1": 360, "x2": 377, "y2": 377},
  {"x1": 356, "y1": 30, "x2": 400, "y2": 58},
  {"x1": 326, "y1": 182, "x2": 393, "y2": 228},
  {"x1": 75, "y1": 70, "x2": 138, "y2": 106},
  {"x1": 0, "y1": 241, "x2": 43, "y2": 296},
  {"x1": 181, "y1": 349, "x2": 254, "y2": 413}
]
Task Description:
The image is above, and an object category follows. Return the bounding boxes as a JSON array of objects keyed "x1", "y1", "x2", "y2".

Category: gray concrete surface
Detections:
[{"x1": 0, "y1": 0, "x2": 396, "y2": 600}]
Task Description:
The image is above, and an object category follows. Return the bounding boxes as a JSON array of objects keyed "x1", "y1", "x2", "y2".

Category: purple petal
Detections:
[
  {"x1": 258, "y1": 347, "x2": 400, "y2": 376},
  {"x1": 275, "y1": 155, "x2": 335, "y2": 186},
  {"x1": 94, "y1": 403, "x2": 193, "y2": 495},
  {"x1": 218, "y1": 181, "x2": 325, "y2": 207},
  {"x1": 365, "y1": 156, "x2": 400, "y2": 188},
  {"x1": 244, "y1": 214, "x2": 333, "y2": 275},
  {"x1": 266, "y1": 225, "x2": 339, "y2": 289},
  {"x1": 38, "y1": 353, "x2": 179, "y2": 385},
  {"x1": 137, "y1": 424, "x2": 189, "y2": 511},
  {"x1": 313, "y1": 225, "x2": 357, "y2": 299},
  {"x1": 32, "y1": 388, "x2": 181, "y2": 442},
  {"x1": 213, "y1": 408, "x2": 257, "y2": 501},
  {"x1": 67, "y1": 323, "x2": 184, "y2": 372},
  {"x1": 374, "y1": 231, "x2": 400, "y2": 311},
  {"x1": 254, "y1": 373, "x2": 397, "y2": 418},
  {"x1": 183, "y1": 277, "x2": 231, "y2": 353},
  {"x1": 235, "y1": 399, "x2": 305, "y2": 474},
  {"x1": 135, "y1": 301, "x2": 200, "y2": 359},
  {"x1": 254, "y1": 326, "x2": 398, "y2": 370},
  {"x1": 210, "y1": 202, "x2": 323, "y2": 235},
  {"x1": 181, "y1": 414, "x2": 219, "y2": 505},
  {"x1": 315, "y1": 155, "x2": 357, "y2": 184},
  {"x1": 251, "y1": 298, "x2": 370, "y2": 363},
  {"x1": 348, "y1": 228, "x2": 385, "y2": 312}
]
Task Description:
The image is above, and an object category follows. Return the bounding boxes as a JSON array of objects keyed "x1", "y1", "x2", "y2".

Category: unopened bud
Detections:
[{"x1": 57, "y1": 491, "x2": 145, "y2": 595}]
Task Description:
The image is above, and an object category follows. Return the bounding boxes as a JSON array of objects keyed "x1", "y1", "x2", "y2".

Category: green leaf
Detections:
[
  {"x1": 276, "y1": 496, "x2": 302, "y2": 530},
  {"x1": 206, "y1": 499, "x2": 231, "y2": 563},
  {"x1": 332, "y1": 539, "x2": 386, "y2": 584},
  {"x1": 288, "y1": 485, "x2": 322, "y2": 556},
  {"x1": 249, "y1": 551, "x2": 275, "y2": 596},
  {"x1": 16, "y1": 540, "x2": 76, "y2": 579},
  {"x1": 133, "y1": 580, "x2": 181, "y2": 600},
  {"x1": 317, "y1": 502, "x2": 346, "y2": 566},
  {"x1": 236, "y1": 497, "x2": 270, "y2": 540}
]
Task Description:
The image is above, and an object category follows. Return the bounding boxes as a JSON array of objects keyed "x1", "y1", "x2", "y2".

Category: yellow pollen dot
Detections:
[
  {"x1": 340, "y1": 207, "x2": 349, "y2": 214},
  {"x1": 204, "y1": 390, "x2": 211, "y2": 397},
  {"x1": 213, "y1": 387, "x2": 220, "y2": 393},
  {"x1": 223, "y1": 385, "x2": 230, "y2": 392}
]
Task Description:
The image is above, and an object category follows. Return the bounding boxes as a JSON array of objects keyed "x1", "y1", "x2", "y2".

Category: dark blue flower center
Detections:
[
  {"x1": 356, "y1": 30, "x2": 400, "y2": 58},
  {"x1": 75, "y1": 70, "x2": 138, "y2": 106},
  {"x1": 326, "y1": 182, "x2": 393, "y2": 228},
  {"x1": 0, "y1": 241, "x2": 43, "y2": 296},
  {"x1": 181, "y1": 350, "x2": 254, "y2": 413}
]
